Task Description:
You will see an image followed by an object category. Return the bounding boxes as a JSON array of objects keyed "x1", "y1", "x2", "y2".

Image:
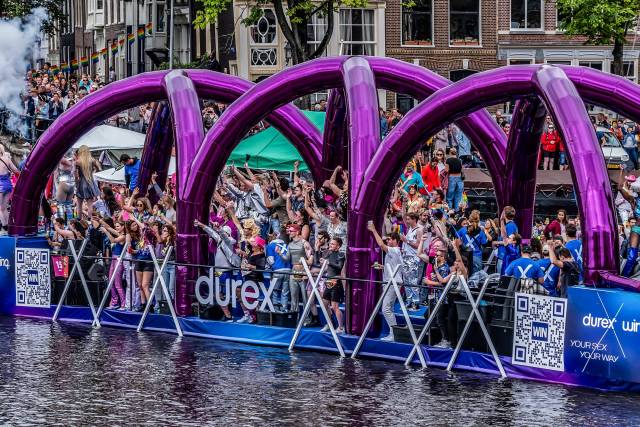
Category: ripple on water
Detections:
[{"x1": 1, "y1": 316, "x2": 640, "y2": 426}]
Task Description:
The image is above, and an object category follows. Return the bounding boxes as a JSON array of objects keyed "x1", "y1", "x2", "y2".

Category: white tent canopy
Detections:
[
  {"x1": 95, "y1": 157, "x2": 176, "y2": 184},
  {"x1": 73, "y1": 125, "x2": 145, "y2": 151}
]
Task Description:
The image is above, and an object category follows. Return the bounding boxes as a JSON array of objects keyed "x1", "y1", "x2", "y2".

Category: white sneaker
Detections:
[
  {"x1": 320, "y1": 324, "x2": 330, "y2": 332},
  {"x1": 236, "y1": 315, "x2": 250, "y2": 324},
  {"x1": 434, "y1": 340, "x2": 451, "y2": 349},
  {"x1": 336, "y1": 327, "x2": 345, "y2": 334},
  {"x1": 380, "y1": 334, "x2": 394, "y2": 342}
]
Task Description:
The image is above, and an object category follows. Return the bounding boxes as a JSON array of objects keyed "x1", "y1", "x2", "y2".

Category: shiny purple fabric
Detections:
[
  {"x1": 357, "y1": 65, "x2": 616, "y2": 286},
  {"x1": 342, "y1": 57, "x2": 382, "y2": 333},
  {"x1": 162, "y1": 70, "x2": 206, "y2": 317},
  {"x1": 322, "y1": 89, "x2": 349, "y2": 180},
  {"x1": 503, "y1": 97, "x2": 546, "y2": 238},
  {"x1": 137, "y1": 101, "x2": 173, "y2": 205}
]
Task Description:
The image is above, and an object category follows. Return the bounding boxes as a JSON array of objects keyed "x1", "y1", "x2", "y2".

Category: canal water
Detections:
[{"x1": 1, "y1": 316, "x2": 639, "y2": 426}]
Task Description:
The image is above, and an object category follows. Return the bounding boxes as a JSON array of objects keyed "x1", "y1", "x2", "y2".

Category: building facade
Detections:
[
  {"x1": 230, "y1": 1, "x2": 387, "y2": 92},
  {"x1": 497, "y1": 0, "x2": 638, "y2": 83},
  {"x1": 385, "y1": 0, "x2": 498, "y2": 111}
]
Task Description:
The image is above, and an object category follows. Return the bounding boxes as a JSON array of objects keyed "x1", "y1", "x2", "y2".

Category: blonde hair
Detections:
[{"x1": 76, "y1": 145, "x2": 94, "y2": 182}]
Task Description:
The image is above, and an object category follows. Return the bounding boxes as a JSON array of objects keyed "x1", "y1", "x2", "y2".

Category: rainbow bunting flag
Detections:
[
  {"x1": 70, "y1": 59, "x2": 79, "y2": 70},
  {"x1": 50, "y1": 65, "x2": 59, "y2": 74},
  {"x1": 90, "y1": 52, "x2": 99, "y2": 64},
  {"x1": 111, "y1": 42, "x2": 118, "y2": 54},
  {"x1": 80, "y1": 56, "x2": 89, "y2": 67},
  {"x1": 137, "y1": 27, "x2": 145, "y2": 40},
  {"x1": 145, "y1": 22, "x2": 152, "y2": 34},
  {"x1": 61, "y1": 62, "x2": 70, "y2": 73},
  {"x1": 127, "y1": 33, "x2": 135, "y2": 44},
  {"x1": 100, "y1": 47, "x2": 107, "y2": 58},
  {"x1": 118, "y1": 38, "x2": 125, "y2": 47}
]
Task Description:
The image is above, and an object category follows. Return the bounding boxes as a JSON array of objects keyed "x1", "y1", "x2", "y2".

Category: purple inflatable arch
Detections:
[
  {"x1": 9, "y1": 57, "x2": 639, "y2": 334},
  {"x1": 356, "y1": 65, "x2": 617, "y2": 296}
]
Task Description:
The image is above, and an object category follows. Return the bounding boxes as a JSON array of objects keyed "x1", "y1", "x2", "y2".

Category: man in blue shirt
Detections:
[
  {"x1": 505, "y1": 245, "x2": 544, "y2": 282},
  {"x1": 496, "y1": 206, "x2": 518, "y2": 273},
  {"x1": 536, "y1": 245, "x2": 560, "y2": 296},
  {"x1": 120, "y1": 154, "x2": 141, "y2": 194},
  {"x1": 457, "y1": 221, "x2": 488, "y2": 275},
  {"x1": 563, "y1": 223, "x2": 583, "y2": 283}
]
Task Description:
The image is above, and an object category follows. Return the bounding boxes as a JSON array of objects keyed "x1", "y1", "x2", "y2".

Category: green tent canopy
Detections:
[{"x1": 226, "y1": 110, "x2": 325, "y2": 172}]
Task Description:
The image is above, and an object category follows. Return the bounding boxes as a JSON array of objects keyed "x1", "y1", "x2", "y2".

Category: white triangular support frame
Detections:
[
  {"x1": 404, "y1": 274, "x2": 457, "y2": 366},
  {"x1": 351, "y1": 265, "x2": 427, "y2": 367},
  {"x1": 137, "y1": 245, "x2": 183, "y2": 336},
  {"x1": 93, "y1": 241, "x2": 130, "y2": 328},
  {"x1": 446, "y1": 273, "x2": 506, "y2": 378},
  {"x1": 52, "y1": 238, "x2": 100, "y2": 327},
  {"x1": 288, "y1": 259, "x2": 345, "y2": 357}
]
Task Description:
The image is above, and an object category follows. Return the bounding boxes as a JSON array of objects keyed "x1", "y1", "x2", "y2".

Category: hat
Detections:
[
  {"x1": 221, "y1": 225, "x2": 232, "y2": 236},
  {"x1": 522, "y1": 245, "x2": 533, "y2": 254},
  {"x1": 253, "y1": 236, "x2": 266, "y2": 249},
  {"x1": 625, "y1": 175, "x2": 637, "y2": 182}
]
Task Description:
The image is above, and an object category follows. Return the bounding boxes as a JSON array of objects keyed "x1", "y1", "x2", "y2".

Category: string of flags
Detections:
[{"x1": 51, "y1": 23, "x2": 153, "y2": 74}]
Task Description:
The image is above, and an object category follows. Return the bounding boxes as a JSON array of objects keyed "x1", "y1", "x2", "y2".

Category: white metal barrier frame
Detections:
[
  {"x1": 52, "y1": 238, "x2": 101, "y2": 327},
  {"x1": 137, "y1": 245, "x2": 183, "y2": 336},
  {"x1": 403, "y1": 273, "x2": 507, "y2": 378},
  {"x1": 446, "y1": 273, "x2": 505, "y2": 377},
  {"x1": 288, "y1": 259, "x2": 346, "y2": 357},
  {"x1": 351, "y1": 265, "x2": 427, "y2": 367},
  {"x1": 93, "y1": 241, "x2": 130, "y2": 328}
]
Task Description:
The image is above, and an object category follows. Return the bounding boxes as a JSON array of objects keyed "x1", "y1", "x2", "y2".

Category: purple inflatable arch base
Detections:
[{"x1": 8, "y1": 58, "x2": 640, "y2": 334}]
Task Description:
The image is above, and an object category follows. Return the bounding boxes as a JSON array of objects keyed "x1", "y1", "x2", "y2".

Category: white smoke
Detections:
[{"x1": 0, "y1": 8, "x2": 47, "y2": 134}]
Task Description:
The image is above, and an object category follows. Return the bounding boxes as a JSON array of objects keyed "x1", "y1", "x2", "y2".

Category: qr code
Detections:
[
  {"x1": 512, "y1": 293, "x2": 567, "y2": 371},
  {"x1": 15, "y1": 248, "x2": 51, "y2": 307}
]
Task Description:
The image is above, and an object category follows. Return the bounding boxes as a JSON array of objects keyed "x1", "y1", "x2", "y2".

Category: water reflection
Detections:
[{"x1": 0, "y1": 317, "x2": 639, "y2": 426}]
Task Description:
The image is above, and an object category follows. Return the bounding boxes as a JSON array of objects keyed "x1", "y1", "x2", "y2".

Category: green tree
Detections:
[
  {"x1": 557, "y1": 0, "x2": 639, "y2": 76},
  {"x1": 194, "y1": 0, "x2": 367, "y2": 65},
  {"x1": 0, "y1": 0, "x2": 65, "y2": 36}
]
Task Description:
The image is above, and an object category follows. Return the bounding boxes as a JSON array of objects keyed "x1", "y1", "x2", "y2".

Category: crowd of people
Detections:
[{"x1": 0, "y1": 65, "x2": 615, "y2": 346}]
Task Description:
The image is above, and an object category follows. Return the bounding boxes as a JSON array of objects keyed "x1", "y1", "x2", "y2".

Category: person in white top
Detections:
[
  {"x1": 401, "y1": 212, "x2": 423, "y2": 310},
  {"x1": 368, "y1": 221, "x2": 403, "y2": 342}
]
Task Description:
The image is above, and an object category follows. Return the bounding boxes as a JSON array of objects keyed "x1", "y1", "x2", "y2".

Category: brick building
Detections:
[
  {"x1": 385, "y1": 0, "x2": 498, "y2": 111},
  {"x1": 497, "y1": 0, "x2": 638, "y2": 83}
]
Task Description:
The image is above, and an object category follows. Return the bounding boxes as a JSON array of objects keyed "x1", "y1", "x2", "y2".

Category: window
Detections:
[
  {"x1": 97, "y1": 0, "x2": 103, "y2": 10},
  {"x1": 579, "y1": 61, "x2": 603, "y2": 71},
  {"x1": 624, "y1": 61, "x2": 636, "y2": 82},
  {"x1": 402, "y1": 0, "x2": 433, "y2": 45},
  {"x1": 450, "y1": 0, "x2": 480, "y2": 46},
  {"x1": 510, "y1": 0, "x2": 541, "y2": 29},
  {"x1": 309, "y1": 91, "x2": 329, "y2": 105},
  {"x1": 340, "y1": 9, "x2": 375, "y2": 55},
  {"x1": 156, "y1": 3, "x2": 165, "y2": 32},
  {"x1": 307, "y1": 13, "x2": 328, "y2": 57},
  {"x1": 546, "y1": 60, "x2": 572, "y2": 65},
  {"x1": 396, "y1": 94, "x2": 416, "y2": 114},
  {"x1": 250, "y1": 9, "x2": 278, "y2": 66},
  {"x1": 508, "y1": 59, "x2": 533, "y2": 65},
  {"x1": 449, "y1": 69, "x2": 477, "y2": 82}
]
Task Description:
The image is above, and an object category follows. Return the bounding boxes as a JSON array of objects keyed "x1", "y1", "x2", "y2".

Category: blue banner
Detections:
[
  {"x1": 565, "y1": 286, "x2": 640, "y2": 382},
  {"x1": 0, "y1": 236, "x2": 16, "y2": 314}
]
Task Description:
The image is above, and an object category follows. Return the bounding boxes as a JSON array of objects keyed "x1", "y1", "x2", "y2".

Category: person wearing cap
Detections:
[
  {"x1": 286, "y1": 223, "x2": 313, "y2": 318},
  {"x1": 194, "y1": 218, "x2": 239, "y2": 321},
  {"x1": 368, "y1": 221, "x2": 403, "y2": 341},
  {"x1": 265, "y1": 227, "x2": 292, "y2": 311},
  {"x1": 504, "y1": 245, "x2": 544, "y2": 283}
]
